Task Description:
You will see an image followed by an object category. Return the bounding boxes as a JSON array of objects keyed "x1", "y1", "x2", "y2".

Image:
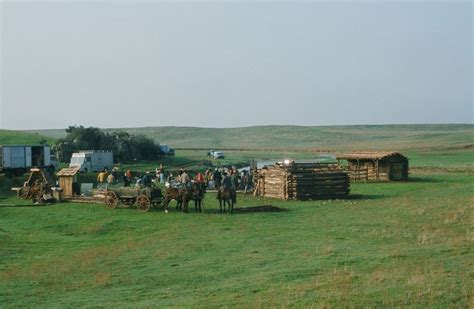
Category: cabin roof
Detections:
[
  {"x1": 56, "y1": 167, "x2": 80, "y2": 176},
  {"x1": 336, "y1": 151, "x2": 407, "y2": 160}
]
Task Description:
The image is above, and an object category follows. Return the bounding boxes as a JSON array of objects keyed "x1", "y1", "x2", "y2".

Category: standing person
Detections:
[
  {"x1": 107, "y1": 173, "x2": 115, "y2": 184},
  {"x1": 240, "y1": 170, "x2": 248, "y2": 191},
  {"x1": 181, "y1": 169, "x2": 190, "y2": 186},
  {"x1": 97, "y1": 169, "x2": 108, "y2": 184},
  {"x1": 221, "y1": 172, "x2": 232, "y2": 191},
  {"x1": 135, "y1": 177, "x2": 142, "y2": 188},
  {"x1": 176, "y1": 169, "x2": 184, "y2": 182},
  {"x1": 230, "y1": 169, "x2": 240, "y2": 190},
  {"x1": 123, "y1": 172, "x2": 130, "y2": 187},
  {"x1": 111, "y1": 167, "x2": 119, "y2": 183},
  {"x1": 159, "y1": 164, "x2": 166, "y2": 183},
  {"x1": 194, "y1": 171, "x2": 205, "y2": 190},
  {"x1": 213, "y1": 168, "x2": 222, "y2": 190},
  {"x1": 247, "y1": 172, "x2": 254, "y2": 194},
  {"x1": 142, "y1": 171, "x2": 152, "y2": 188}
]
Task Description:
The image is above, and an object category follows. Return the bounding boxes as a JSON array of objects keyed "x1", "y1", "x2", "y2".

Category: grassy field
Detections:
[
  {"x1": 1, "y1": 149, "x2": 473, "y2": 307},
  {"x1": 0, "y1": 129, "x2": 55, "y2": 145},
  {"x1": 32, "y1": 124, "x2": 474, "y2": 151},
  {"x1": 0, "y1": 152, "x2": 474, "y2": 308}
]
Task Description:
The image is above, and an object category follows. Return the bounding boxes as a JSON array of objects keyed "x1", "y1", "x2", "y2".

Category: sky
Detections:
[{"x1": 0, "y1": 0, "x2": 472, "y2": 130}]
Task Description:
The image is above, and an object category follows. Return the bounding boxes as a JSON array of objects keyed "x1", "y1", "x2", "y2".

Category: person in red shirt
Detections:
[{"x1": 194, "y1": 172, "x2": 205, "y2": 190}]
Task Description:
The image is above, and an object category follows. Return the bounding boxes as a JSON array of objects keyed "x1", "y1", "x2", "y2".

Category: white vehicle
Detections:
[
  {"x1": 212, "y1": 151, "x2": 225, "y2": 159},
  {"x1": 69, "y1": 150, "x2": 113, "y2": 172},
  {"x1": 0, "y1": 145, "x2": 55, "y2": 176},
  {"x1": 207, "y1": 150, "x2": 225, "y2": 159}
]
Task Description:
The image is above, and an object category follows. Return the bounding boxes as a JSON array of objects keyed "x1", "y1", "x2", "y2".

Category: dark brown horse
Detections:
[
  {"x1": 163, "y1": 187, "x2": 193, "y2": 212},
  {"x1": 192, "y1": 183, "x2": 206, "y2": 213},
  {"x1": 217, "y1": 188, "x2": 236, "y2": 213},
  {"x1": 163, "y1": 187, "x2": 182, "y2": 211}
]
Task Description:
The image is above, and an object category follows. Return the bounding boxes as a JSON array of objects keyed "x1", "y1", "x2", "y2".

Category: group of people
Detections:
[
  {"x1": 207, "y1": 167, "x2": 253, "y2": 193},
  {"x1": 97, "y1": 167, "x2": 154, "y2": 189},
  {"x1": 96, "y1": 164, "x2": 254, "y2": 192},
  {"x1": 96, "y1": 168, "x2": 118, "y2": 185}
]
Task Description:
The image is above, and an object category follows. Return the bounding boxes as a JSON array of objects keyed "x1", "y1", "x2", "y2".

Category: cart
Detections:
[{"x1": 103, "y1": 187, "x2": 163, "y2": 212}]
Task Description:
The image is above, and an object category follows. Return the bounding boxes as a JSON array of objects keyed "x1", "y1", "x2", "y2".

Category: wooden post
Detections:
[{"x1": 375, "y1": 159, "x2": 379, "y2": 181}]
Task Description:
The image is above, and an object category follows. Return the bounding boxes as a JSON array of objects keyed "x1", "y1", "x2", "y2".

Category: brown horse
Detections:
[
  {"x1": 217, "y1": 188, "x2": 236, "y2": 213},
  {"x1": 192, "y1": 183, "x2": 206, "y2": 213},
  {"x1": 179, "y1": 187, "x2": 193, "y2": 213},
  {"x1": 163, "y1": 187, "x2": 182, "y2": 211},
  {"x1": 163, "y1": 187, "x2": 194, "y2": 212}
]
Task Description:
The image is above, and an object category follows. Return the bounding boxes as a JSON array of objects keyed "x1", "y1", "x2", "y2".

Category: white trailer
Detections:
[
  {"x1": 0, "y1": 145, "x2": 55, "y2": 176},
  {"x1": 69, "y1": 150, "x2": 113, "y2": 172}
]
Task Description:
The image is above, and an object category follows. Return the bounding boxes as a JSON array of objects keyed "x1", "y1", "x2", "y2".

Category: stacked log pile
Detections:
[{"x1": 256, "y1": 162, "x2": 349, "y2": 200}]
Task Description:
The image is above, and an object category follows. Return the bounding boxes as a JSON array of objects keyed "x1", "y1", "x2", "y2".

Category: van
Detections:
[{"x1": 69, "y1": 151, "x2": 113, "y2": 172}]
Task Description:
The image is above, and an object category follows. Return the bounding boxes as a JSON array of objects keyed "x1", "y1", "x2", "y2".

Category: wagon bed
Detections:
[{"x1": 104, "y1": 187, "x2": 163, "y2": 212}]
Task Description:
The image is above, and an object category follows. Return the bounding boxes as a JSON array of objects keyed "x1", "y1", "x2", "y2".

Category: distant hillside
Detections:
[
  {"x1": 0, "y1": 130, "x2": 55, "y2": 145},
  {"x1": 30, "y1": 124, "x2": 473, "y2": 151}
]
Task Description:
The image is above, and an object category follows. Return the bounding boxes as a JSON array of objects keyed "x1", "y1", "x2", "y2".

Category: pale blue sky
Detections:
[{"x1": 1, "y1": 1, "x2": 472, "y2": 129}]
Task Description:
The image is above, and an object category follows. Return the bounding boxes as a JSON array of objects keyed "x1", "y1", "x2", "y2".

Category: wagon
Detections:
[{"x1": 104, "y1": 187, "x2": 163, "y2": 212}]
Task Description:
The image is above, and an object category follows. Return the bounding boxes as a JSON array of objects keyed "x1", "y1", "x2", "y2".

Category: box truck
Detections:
[
  {"x1": 0, "y1": 145, "x2": 57, "y2": 176},
  {"x1": 69, "y1": 150, "x2": 113, "y2": 172}
]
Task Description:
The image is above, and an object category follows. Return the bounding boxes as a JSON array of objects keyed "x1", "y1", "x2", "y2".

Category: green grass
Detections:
[
  {"x1": 32, "y1": 124, "x2": 474, "y2": 151},
  {"x1": 0, "y1": 151, "x2": 473, "y2": 307},
  {"x1": 0, "y1": 129, "x2": 55, "y2": 145}
]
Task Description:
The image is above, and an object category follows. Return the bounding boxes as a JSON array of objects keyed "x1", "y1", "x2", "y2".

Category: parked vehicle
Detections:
[
  {"x1": 159, "y1": 144, "x2": 175, "y2": 156},
  {"x1": 69, "y1": 151, "x2": 113, "y2": 172},
  {"x1": 207, "y1": 150, "x2": 225, "y2": 159},
  {"x1": 0, "y1": 145, "x2": 56, "y2": 176}
]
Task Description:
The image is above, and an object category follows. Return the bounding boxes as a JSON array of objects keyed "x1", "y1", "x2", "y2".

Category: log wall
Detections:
[{"x1": 256, "y1": 163, "x2": 350, "y2": 200}]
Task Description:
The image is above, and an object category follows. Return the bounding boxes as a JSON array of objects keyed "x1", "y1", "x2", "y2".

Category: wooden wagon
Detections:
[{"x1": 104, "y1": 187, "x2": 163, "y2": 212}]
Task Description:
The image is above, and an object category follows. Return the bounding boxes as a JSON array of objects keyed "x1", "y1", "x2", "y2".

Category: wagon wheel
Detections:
[
  {"x1": 29, "y1": 182, "x2": 43, "y2": 201},
  {"x1": 136, "y1": 195, "x2": 151, "y2": 212},
  {"x1": 105, "y1": 191, "x2": 119, "y2": 209},
  {"x1": 19, "y1": 187, "x2": 30, "y2": 199}
]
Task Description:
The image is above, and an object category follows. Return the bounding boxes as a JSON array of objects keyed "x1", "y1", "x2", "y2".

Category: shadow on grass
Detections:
[
  {"x1": 232, "y1": 205, "x2": 288, "y2": 214},
  {"x1": 179, "y1": 204, "x2": 289, "y2": 215},
  {"x1": 0, "y1": 203, "x2": 54, "y2": 208},
  {"x1": 405, "y1": 176, "x2": 443, "y2": 183},
  {"x1": 345, "y1": 194, "x2": 385, "y2": 200}
]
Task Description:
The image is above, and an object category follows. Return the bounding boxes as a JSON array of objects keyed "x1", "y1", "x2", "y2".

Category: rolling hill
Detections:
[
  {"x1": 0, "y1": 130, "x2": 55, "y2": 145},
  {"x1": 30, "y1": 124, "x2": 473, "y2": 151}
]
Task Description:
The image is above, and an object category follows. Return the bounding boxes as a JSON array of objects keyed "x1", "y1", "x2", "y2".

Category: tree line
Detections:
[{"x1": 53, "y1": 126, "x2": 160, "y2": 163}]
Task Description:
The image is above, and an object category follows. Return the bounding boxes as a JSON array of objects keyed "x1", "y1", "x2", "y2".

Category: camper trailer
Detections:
[{"x1": 69, "y1": 151, "x2": 113, "y2": 172}]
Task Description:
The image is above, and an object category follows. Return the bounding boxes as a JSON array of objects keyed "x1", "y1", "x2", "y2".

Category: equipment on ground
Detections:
[{"x1": 11, "y1": 168, "x2": 54, "y2": 203}]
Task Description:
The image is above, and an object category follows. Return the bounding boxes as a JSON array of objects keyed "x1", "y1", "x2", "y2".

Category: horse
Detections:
[
  {"x1": 179, "y1": 187, "x2": 193, "y2": 213},
  {"x1": 217, "y1": 188, "x2": 236, "y2": 213},
  {"x1": 163, "y1": 187, "x2": 182, "y2": 210},
  {"x1": 192, "y1": 183, "x2": 206, "y2": 213}
]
